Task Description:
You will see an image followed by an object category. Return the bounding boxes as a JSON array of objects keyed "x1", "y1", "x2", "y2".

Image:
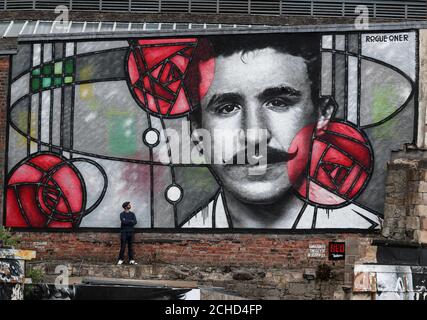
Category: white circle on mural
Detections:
[
  {"x1": 166, "y1": 185, "x2": 182, "y2": 203},
  {"x1": 144, "y1": 129, "x2": 159, "y2": 146}
]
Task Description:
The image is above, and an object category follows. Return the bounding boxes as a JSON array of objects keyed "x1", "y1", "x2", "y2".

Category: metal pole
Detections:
[
  {"x1": 19, "y1": 20, "x2": 29, "y2": 35},
  {"x1": 3, "y1": 21, "x2": 13, "y2": 37}
]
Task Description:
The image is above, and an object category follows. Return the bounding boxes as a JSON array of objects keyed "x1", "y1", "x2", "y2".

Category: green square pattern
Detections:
[
  {"x1": 31, "y1": 68, "x2": 40, "y2": 76},
  {"x1": 64, "y1": 76, "x2": 73, "y2": 84},
  {"x1": 54, "y1": 77, "x2": 62, "y2": 86},
  {"x1": 31, "y1": 58, "x2": 75, "y2": 92},
  {"x1": 64, "y1": 59, "x2": 74, "y2": 75},
  {"x1": 42, "y1": 77, "x2": 51, "y2": 88},
  {"x1": 54, "y1": 62, "x2": 63, "y2": 75},
  {"x1": 42, "y1": 64, "x2": 52, "y2": 76},
  {"x1": 31, "y1": 78, "x2": 40, "y2": 91}
]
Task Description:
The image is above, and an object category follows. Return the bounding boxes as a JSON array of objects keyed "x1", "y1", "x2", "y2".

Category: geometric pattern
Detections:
[
  {"x1": 31, "y1": 58, "x2": 74, "y2": 92},
  {"x1": 6, "y1": 153, "x2": 107, "y2": 229},
  {"x1": 288, "y1": 121, "x2": 373, "y2": 207},
  {"x1": 127, "y1": 38, "x2": 214, "y2": 117},
  {"x1": 6, "y1": 153, "x2": 84, "y2": 228}
]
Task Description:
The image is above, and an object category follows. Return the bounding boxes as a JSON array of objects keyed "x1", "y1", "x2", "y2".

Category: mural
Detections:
[
  {"x1": 3, "y1": 31, "x2": 418, "y2": 231},
  {"x1": 354, "y1": 264, "x2": 427, "y2": 300}
]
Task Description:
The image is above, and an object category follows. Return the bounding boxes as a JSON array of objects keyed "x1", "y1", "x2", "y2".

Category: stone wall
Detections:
[
  {"x1": 418, "y1": 29, "x2": 427, "y2": 148},
  {"x1": 382, "y1": 156, "x2": 427, "y2": 244},
  {"x1": 28, "y1": 260, "x2": 343, "y2": 300},
  {"x1": 20, "y1": 232, "x2": 377, "y2": 299}
]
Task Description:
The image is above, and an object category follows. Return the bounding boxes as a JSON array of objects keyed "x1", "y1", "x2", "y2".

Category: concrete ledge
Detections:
[{"x1": 82, "y1": 276, "x2": 198, "y2": 288}]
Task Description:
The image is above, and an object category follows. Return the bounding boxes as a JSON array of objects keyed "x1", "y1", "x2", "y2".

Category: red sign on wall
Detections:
[{"x1": 329, "y1": 242, "x2": 345, "y2": 260}]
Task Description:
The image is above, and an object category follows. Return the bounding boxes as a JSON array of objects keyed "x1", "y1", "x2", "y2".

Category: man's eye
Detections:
[
  {"x1": 216, "y1": 104, "x2": 241, "y2": 114},
  {"x1": 265, "y1": 98, "x2": 290, "y2": 109}
]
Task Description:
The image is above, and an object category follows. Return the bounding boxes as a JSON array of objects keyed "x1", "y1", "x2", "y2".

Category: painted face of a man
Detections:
[{"x1": 197, "y1": 48, "x2": 318, "y2": 204}]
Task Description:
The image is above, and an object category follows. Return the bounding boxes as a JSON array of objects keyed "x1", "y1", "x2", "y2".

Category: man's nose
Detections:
[{"x1": 240, "y1": 106, "x2": 272, "y2": 146}]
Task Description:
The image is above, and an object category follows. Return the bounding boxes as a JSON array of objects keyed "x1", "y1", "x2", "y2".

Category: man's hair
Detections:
[
  {"x1": 187, "y1": 33, "x2": 322, "y2": 127},
  {"x1": 122, "y1": 201, "x2": 130, "y2": 209}
]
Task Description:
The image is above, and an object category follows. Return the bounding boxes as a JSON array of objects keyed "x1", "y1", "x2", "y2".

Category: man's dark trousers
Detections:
[{"x1": 119, "y1": 231, "x2": 134, "y2": 261}]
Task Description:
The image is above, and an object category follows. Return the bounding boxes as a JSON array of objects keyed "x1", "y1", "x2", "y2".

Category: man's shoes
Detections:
[
  {"x1": 129, "y1": 260, "x2": 138, "y2": 265},
  {"x1": 117, "y1": 260, "x2": 124, "y2": 265}
]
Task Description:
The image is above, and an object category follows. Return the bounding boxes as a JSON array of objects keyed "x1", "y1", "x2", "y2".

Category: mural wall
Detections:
[{"x1": 3, "y1": 30, "x2": 418, "y2": 231}]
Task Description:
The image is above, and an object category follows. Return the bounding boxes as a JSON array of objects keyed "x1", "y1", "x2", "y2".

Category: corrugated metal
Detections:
[{"x1": 0, "y1": 0, "x2": 424, "y2": 19}]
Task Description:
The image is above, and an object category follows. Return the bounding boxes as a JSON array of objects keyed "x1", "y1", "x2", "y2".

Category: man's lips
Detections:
[{"x1": 221, "y1": 148, "x2": 298, "y2": 165}]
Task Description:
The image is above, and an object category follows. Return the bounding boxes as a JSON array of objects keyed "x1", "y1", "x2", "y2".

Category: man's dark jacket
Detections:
[{"x1": 120, "y1": 211, "x2": 137, "y2": 232}]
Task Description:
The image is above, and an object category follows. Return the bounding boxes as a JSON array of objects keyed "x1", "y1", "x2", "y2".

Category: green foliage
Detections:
[
  {"x1": 0, "y1": 226, "x2": 18, "y2": 248},
  {"x1": 27, "y1": 268, "x2": 44, "y2": 284}
]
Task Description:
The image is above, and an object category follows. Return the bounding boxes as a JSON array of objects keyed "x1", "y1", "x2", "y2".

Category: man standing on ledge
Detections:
[{"x1": 117, "y1": 201, "x2": 138, "y2": 265}]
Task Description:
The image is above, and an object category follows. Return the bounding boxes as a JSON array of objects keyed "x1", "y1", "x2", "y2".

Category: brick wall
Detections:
[{"x1": 14, "y1": 231, "x2": 371, "y2": 266}]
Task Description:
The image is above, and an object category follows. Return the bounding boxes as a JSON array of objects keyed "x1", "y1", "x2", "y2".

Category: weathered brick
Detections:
[
  {"x1": 398, "y1": 219, "x2": 406, "y2": 228},
  {"x1": 385, "y1": 186, "x2": 395, "y2": 193},
  {"x1": 415, "y1": 205, "x2": 427, "y2": 217},
  {"x1": 415, "y1": 231, "x2": 427, "y2": 244},
  {"x1": 383, "y1": 204, "x2": 396, "y2": 215},
  {"x1": 358, "y1": 245, "x2": 377, "y2": 264},
  {"x1": 382, "y1": 227, "x2": 391, "y2": 237},
  {"x1": 406, "y1": 217, "x2": 420, "y2": 230},
  {"x1": 419, "y1": 181, "x2": 427, "y2": 193},
  {"x1": 409, "y1": 193, "x2": 423, "y2": 205}
]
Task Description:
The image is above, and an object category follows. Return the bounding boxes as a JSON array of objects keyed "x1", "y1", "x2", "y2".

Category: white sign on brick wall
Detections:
[{"x1": 308, "y1": 243, "x2": 326, "y2": 258}]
